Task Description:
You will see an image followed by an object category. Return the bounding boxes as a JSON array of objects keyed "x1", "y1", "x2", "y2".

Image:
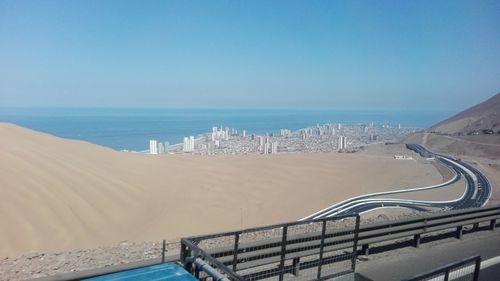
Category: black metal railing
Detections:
[
  {"x1": 401, "y1": 255, "x2": 481, "y2": 281},
  {"x1": 181, "y1": 214, "x2": 360, "y2": 281},
  {"x1": 179, "y1": 205, "x2": 500, "y2": 281}
]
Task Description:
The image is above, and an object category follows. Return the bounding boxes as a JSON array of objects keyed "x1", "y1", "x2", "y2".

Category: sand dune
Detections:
[{"x1": 0, "y1": 123, "x2": 444, "y2": 257}]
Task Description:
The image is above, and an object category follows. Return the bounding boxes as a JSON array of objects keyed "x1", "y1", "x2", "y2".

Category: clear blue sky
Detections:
[{"x1": 1, "y1": 0, "x2": 499, "y2": 111}]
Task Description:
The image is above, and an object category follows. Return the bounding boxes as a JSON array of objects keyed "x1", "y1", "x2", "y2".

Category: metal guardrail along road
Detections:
[{"x1": 181, "y1": 205, "x2": 500, "y2": 281}]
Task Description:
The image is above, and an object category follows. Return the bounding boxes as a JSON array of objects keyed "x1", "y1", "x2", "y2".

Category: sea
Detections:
[{"x1": 0, "y1": 107, "x2": 452, "y2": 152}]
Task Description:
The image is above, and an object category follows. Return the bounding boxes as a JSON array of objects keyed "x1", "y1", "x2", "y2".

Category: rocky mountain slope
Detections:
[{"x1": 430, "y1": 93, "x2": 500, "y2": 135}]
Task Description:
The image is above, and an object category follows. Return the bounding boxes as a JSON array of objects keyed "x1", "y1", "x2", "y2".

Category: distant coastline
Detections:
[{"x1": 0, "y1": 107, "x2": 451, "y2": 151}]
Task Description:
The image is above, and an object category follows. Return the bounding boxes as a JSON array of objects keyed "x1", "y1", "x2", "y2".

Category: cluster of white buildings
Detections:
[
  {"x1": 146, "y1": 121, "x2": 412, "y2": 155},
  {"x1": 279, "y1": 129, "x2": 293, "y2": 137},
  {"x1": 149, "y1": 136, "x2": 195, "y2": 154},
  {"x1": 257, "y1": 136, "x2": 278, "y2": 154},
  {"x1": 300, "y1": 124, "x2": 337, "y2": 139},
  {"x1": 211, "y1": 126, "x2": 229, "y2": 142},
  {"x1": 149, "y1": 140, "x2": 169, "y2": 154},
  {"x1": 211, "y1": 126, "x2": 246, "y2": 141},
  {"x1": 210, "y1": 126, "x2": 229, "y2": 149},
  {"x1": 209, "y1": 126, "x2": 248, "y2": 149}
]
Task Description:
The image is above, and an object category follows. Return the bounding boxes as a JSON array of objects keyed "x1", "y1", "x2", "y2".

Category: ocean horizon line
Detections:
[{"x1": 0, "y1": 106, "x2": 456, "y2": 114}]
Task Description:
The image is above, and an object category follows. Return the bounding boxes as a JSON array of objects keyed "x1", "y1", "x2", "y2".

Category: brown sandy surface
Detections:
[
  {"x1": 360, "y1": 144, "x2": 466, "y2": 201},
  {"x1": 377, "y1": 175, "x2": 465, "y2": 201},
  {"x1": 374, "y1": 181, "x2": 465, "y2": 201},
  {"x1": 0, "y1": 123, "x2": 444, "y2": 258}
]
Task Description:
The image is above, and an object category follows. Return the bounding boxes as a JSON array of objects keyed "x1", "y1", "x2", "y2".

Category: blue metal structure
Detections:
[{"x1": 84, "y1": 263, "x2": 197, "y2": 281}]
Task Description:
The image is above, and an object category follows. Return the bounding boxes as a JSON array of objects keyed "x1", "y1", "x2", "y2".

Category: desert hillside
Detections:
[
  {"x1": 404, "y1": 93, "x2": 500, "y2": 205},
  {"x1": 430, "y1": 93, "x2": 500, "y2": 135},
  {"x1": 0, "y1": 123, "x2": 444, "y2": 257}
]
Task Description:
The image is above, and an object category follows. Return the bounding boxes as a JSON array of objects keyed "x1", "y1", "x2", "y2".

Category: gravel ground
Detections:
[{"x1": 0, "y1": 241, "x2": 180, "y2": 281}]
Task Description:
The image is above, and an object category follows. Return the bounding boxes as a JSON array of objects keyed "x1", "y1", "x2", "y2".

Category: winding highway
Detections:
[{"x1": 301, "y1": 144, "x2": 491, "y2": 220}]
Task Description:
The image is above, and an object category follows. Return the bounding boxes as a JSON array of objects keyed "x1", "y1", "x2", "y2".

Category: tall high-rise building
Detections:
[
  {"x1": 398, "y1": 123, "x2": 402, "y2": 129},
  {"x1": 258, "y1": 136, "x2": 264, "y2": 151},
  {"x1": 189, "y1": 136, "x2": 195, "y2": 151},
  {"x1": 183, "y1": 137, "x2": 189, "y2": 152},
  {"x1": 242, "y1": 130, "x2": 246, "y2": 137},
  {"x1": 271, "y1": 142, "x2": 278, "y2": 154},
  {"x1": 338, "y1": 136, "x2": 347, "y2": 151},
  {"x1": 164, "y1": 141, "x2": 170, "y2": 153},
  {"x1": 157, "y1": 142, "x2": 165, "y2": 154},
  {"x1": 212, "y1": 127, "x2": 217, "y2": 141},
  {"x1": 183, "y1": 136, "x2": 195, "y2": 152},
  {"x1": 263, "y1": 142, "x2": 269, "y2": 154},
  {"x1": 149, "y1": 140, "x2": 158, "y2": 154}
]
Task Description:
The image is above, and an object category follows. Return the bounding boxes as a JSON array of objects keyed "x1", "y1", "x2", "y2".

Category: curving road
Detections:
[{"x1": 301, "y1": 144, "x2": 491, "y2": 220}]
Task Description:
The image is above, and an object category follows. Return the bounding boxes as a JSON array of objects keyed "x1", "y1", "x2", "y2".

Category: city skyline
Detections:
[
  {"x1": 145, "y1": 121, "x2": 415, "y2": 155},
  {"x1": 1, "y1": 1, "x2": 499, "y2": 111}
]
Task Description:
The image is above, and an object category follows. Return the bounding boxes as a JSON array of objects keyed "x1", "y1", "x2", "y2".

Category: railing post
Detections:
[
  {"x1": 162, "y1": 240, "x2": 166, "y2": 263},
  {"x1": 456, "y1": 226, "x2": 463, "y2": 239},
  {"x1": 413, "y1": 234, "x2": 421, "y2": 248},
  {"x1": 473, "y1": 222, "x2": 479, "y2": 230},
  {"x1": 194, "y1": 265, "x2": 200, "y2": 279},
  {"x1": 317, "y1": 220, "x2": 327, "y2": 280},
  {"x1": 180, "y1": 240, "x2": 193, "y2": 272},
  {"x1": 278, "y1": 226, "x2": 288, "y2": 281},
  {"x1": 180, "y1": 240, "x2": 188, "y2": 263},
  {"x1": 490, "y1": 219, "x2": 496, "y2": 231},
  {"x1": 232, "y1": 232, "x2": 240, "y2": 271},
  {"x1": 292, "y1": 257, "x2": 300, "y2": 276},
  {"x1": 362, "y1": 244, "x2": 370, "y2": 256},
  {"x1": 351, "y1": 215, "x2": 361, "y2": 271},
  {"x1": 444, "y1": 269, "x2": 450, "y2": 281},
  {"x1": 473, "y1": 256, "x2": 482, "y2": 281}
]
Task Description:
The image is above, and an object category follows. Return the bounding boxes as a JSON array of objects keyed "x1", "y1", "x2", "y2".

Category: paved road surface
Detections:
[
  {"x1": 357, "y1": 229, "x2": 500, "y2": 281},
  {"x1": 303, "y1": 144, "x2": 491, "y2": 219}
]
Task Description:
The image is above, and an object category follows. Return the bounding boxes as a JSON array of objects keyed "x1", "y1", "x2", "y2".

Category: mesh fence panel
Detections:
[
  {"x1": 181, "y1": 215, "x2": 359, "y2": 281},
  {"x1": 237, "y1": 226, "x2": 284, "y2": 281},
  {"x1": 402, "y1": 256, "x2": 480, "y2": 281},
  {"x1": 319, "y1": 217, "x2": 358, "y2": 279},
  {"x1": 447, "y1": 262, "x2": 476, "y2": 281}
]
